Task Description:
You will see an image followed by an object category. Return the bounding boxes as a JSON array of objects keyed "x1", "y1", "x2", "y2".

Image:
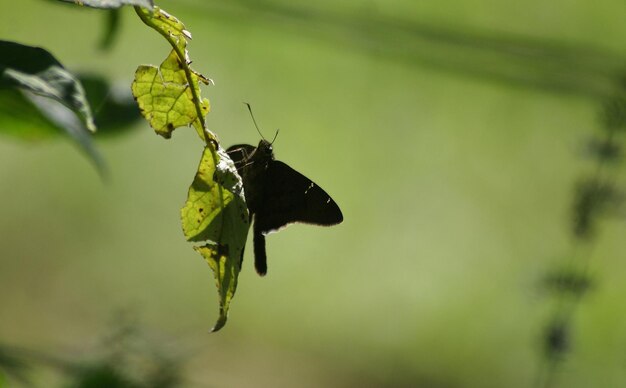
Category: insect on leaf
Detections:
[
  {"x1": 134, "y1": 6, "x2": 247, "y2": 331},
  {"x1": 181, "y1": 146, "x2": 249, "y2": 331}
]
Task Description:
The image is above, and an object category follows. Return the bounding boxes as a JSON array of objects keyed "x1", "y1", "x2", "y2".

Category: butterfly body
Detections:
[{"x1": 226, "y1": 140, "x2": 343, "y2": 275}]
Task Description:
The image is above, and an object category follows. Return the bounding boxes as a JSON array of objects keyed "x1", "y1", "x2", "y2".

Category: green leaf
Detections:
[
  {"x1": 68, "y1": 364, "x2": 139, "y2": 388},
  {"x1": 55, "y1": 0, "x2": 153, "y2": 9},
  {"x1": 134, "y1": 6, "x2": 245, "y2": 331},
  {"x1": 99, "y1": 9, "x2": 122, "y2": 50},
  {"x1": 0, "y1": 40, "x2": 96, "y2": 133},
  {"x1": 0, "y1": 345, "x2": 30, "y2": 385},
  {"x1": 131, "y1": 51, "x2": 209, "y2": 139},
  {"x1": 0, "y1": 87, "x2": 61, "y2": 139},
  {"x1": 194, "y1": 245, "x2": 238, "y2": 332},
  {"x1": 0, "y1": 40, "x2": 104, "y2": 171},
  {"x1": 0, "y1": 74, "x2": 140, "y2": 140},
  {"x1": 136, "y1": 6, "x2": 189, "y2": 52},
  {"x1": 80, "y1": 74, "x2": 142, "y2": 136},
  {"x1": 181, "y1": 146, "x2": 249, "y2": 332},
  {"x1": 131, "y1": 6, "x2": 211, "y2": 139}
]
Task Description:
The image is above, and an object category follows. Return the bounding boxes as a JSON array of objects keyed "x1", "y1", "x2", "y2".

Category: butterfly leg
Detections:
[{"x1": 253, "y1": 220, "x2": 268, "y2": 276}]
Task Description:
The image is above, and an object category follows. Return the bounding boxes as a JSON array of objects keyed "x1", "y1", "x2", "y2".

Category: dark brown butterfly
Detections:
[{"x1": 226, "y1": 139, "x2": 343, "y2": 275}]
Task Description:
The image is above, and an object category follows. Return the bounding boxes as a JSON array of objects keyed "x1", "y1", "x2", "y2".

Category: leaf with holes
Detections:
[
  {"x1": 131, "y1": 7, "x2": 210, "y2": 139},
  {"x1": 181, "y1": 146, "x2": 249, "y2": 331}
]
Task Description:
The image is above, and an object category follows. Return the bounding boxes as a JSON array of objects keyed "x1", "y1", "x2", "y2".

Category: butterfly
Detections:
[{"x1": 226, "y1": 139, "x2": 343, "y2": 276}]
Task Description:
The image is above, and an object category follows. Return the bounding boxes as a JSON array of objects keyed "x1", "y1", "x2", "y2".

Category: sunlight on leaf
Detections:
[
  {"x1": 134, "y1": 6, "x2": 248, "y2": 331},
  {"x1": 131, "y1": 51, "x2": 209, "y2": 138},
  {"x1": 194, "y1": 244, "x2": 238, "y2": 332},
  {"x1": 131, "y1": 6, "x2": 210, "y2": 139},
  {"x1": 181, "y1": 147, "x2": 248, "y2": 243},
  {"x1": 181, "y1": 146, "x2": 249, "y2": 331},
  {"x1": 137, "y1": 6, "x2": 189, "y2": 52}
]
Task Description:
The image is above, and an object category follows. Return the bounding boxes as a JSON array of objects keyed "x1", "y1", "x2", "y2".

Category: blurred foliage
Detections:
[
  {"x1": 1, "y1": 0, "x2": 626, "y2": 387},
  {"x1": 539, "y1": 50, "x2": 626, "y2": 388},
  {"x1": 0, "y1": 38, "x2": 142, "y2": 173},
  {"x1": 0, "y1": 318, "x2": 184, "y2": 388},
  {"x1": 195, "y1": 0, "x2": 624, "y2": 99},
  {"x1": 54, "y1": 0, "x2": 153, "y2": 9},
  {"x1": 69, "y1": 365, "x2": 140, "y2": 388},
  {"x1": 99, "y1": 9, "x2": 122, "y2": 50},
  {"x1": 601, "y1": 78, "x2": 626, "y2": 136},
  {"x1": 0, "y1": 345, "x2": 31, "y2": 386},
  {"x1": 543, "y1": 319, "x2": 571, "y2": 362},
  {"x1": 0, "y1": 40, "x2": 98, "y2": 161},
  {"x1": 572, "y1": 178, "x2": 623, "y2": 239},
  {"x1": 0, "y1": 87, "x2": 62, "y2": 139},
  {"x1": 81, "y1": 74, "x2": 141, "y2": 136},
  {"x1": 542, "y1": 267, "x2": 593, "y2": 297},
  {"x1": 0, "y1": 71, "x2": 140, "y2": 141}
]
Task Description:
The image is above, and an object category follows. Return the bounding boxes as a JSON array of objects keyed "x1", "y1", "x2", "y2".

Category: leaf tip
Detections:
[{"x1": 211, "y1": 315, "x2": 228, "y2": 332}]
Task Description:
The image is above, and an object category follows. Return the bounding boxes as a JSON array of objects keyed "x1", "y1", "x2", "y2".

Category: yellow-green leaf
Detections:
[
  {"x1": 136, "y1": 6, "x2": 190, "y2": 52},
  {"x1": 194, "y1": 244, "x2": 238, "y2": 332},
  {"x1": 181, "y1": 145, "x2": 249, "y2": 331},
  {"x1": 134, "y1": 6, "x2": 245, "y2": 331},
  {"x1": 131, "y1": 6, "x2": 210, "y2": 139},
  {"x1": 131, "y1": 50, "x2": 209, "y2": 138}
]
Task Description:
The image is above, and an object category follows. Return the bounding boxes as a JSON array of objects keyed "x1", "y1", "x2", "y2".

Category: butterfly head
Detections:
[{"x1": 257, "y1": 139, "x2": 275, "y2": 161}]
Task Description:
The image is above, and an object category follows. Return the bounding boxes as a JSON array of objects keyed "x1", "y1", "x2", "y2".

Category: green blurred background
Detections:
[{"x1": 1, "y1": 0, "x2": 626, "y2": 387}]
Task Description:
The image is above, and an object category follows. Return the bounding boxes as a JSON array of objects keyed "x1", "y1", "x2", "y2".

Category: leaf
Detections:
[
  {"x1": 100, "y1": 9, "x2": 122, "y2": 50},
  {"x1": 0, "y1": 40, "x2": 96, "y2": 133},
  {"x1": 181, "y1": 146, "x2": 249, "y2": 331},
  {"x1": 136, "y1": 6, "x2": 189, "y2": 52},
  {"x1": 194, "y1": 245, "x2": 238, "y2": 332},
  {"x1": 0, "y1": 87, "x2": 61, "y2": 139},
  {"x1": 55, "y1": 0, "x2": 153, "y2": 9},
  {"x1": 68, "y1": 364, "x2": 139, "y2": 388},
  {"x1": 0, "y1": 345, "x2": 30, "y2": 385},
  {"x1": 0, "y1": 40, "x2": 104, "y2": 171},
  {"x1": 80, "y1": 74, "x2": 142, "y2": 136},
  {"x1": 131, "y1": 51, "x2": 209, "y2": 139},
  {"x1": 0, "y1": 74, "x2": 140, "y2": 140},
  {"x1": 542, "y1": 268, "x2": 594, "y2": 296},
  {"x1": 134, "y1": 7, "x2": 245, "y2": 331},
  {"x1": 131, "y1": 7, "x2": 211, "y2": 139}
]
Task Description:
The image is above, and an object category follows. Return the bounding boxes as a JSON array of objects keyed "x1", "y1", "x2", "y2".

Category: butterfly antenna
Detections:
[
  {"x1": 244, "y1": 102, "x2": 267, "y2": 141},
  {"x1": 270, "y1": 128, "x2": 279, "y2": 145}
]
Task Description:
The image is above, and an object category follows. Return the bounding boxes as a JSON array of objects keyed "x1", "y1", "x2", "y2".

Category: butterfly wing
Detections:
[
  {"x1": 226, "y1": 145, "x2": 343, "y2": 276},
  {"x1": 255, "y1": 160, "x2": 343, "y2": 234}
]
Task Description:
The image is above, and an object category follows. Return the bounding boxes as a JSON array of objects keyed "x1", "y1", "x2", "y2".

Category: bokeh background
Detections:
[{"x1": 1, "y1": 0, "x2": 626, "y2": 387}]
